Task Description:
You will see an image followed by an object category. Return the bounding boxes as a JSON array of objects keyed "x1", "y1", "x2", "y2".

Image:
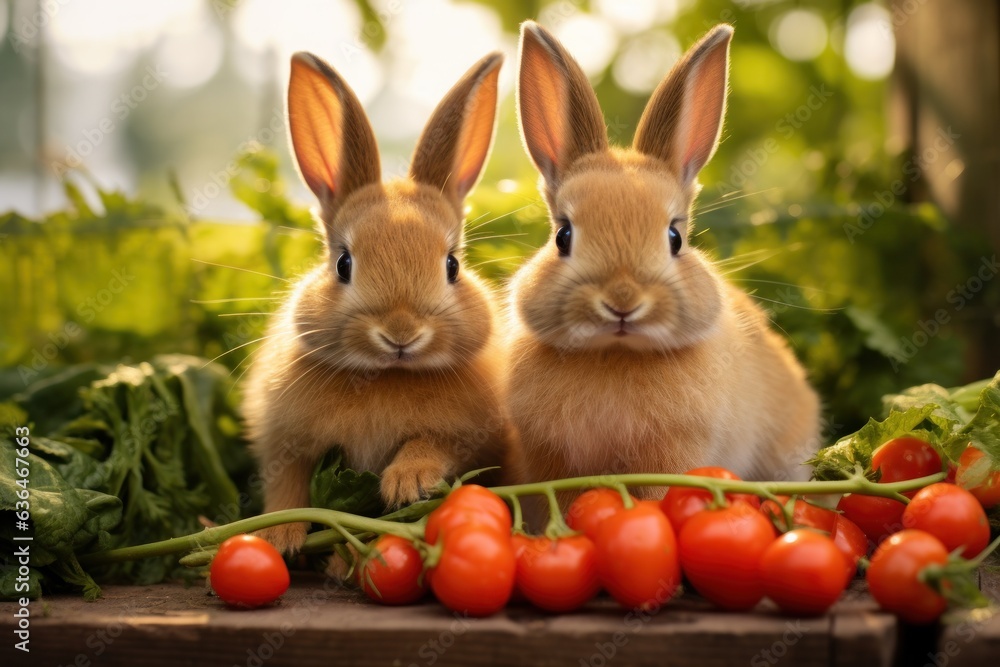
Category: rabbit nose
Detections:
[
  {"x1": 379, "y1": 332, "x2": 419, "y2": 350},
  {"x1": 602, "y1": 302, "x2": 639, "y2": 320},
  {"x1": 373, "y1": 322, "x2": 432, "y2": 355}
]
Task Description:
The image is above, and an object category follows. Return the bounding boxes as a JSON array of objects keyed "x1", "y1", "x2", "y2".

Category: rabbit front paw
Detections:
[
  {"x1": 380, "y1": 456, "x2": 450, "y2": 507},
  {"x1": 256, "y1": 521, "x2": 309, "y2": 555}
]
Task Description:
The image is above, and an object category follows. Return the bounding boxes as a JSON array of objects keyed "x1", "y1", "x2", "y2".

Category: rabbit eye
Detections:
[
  {"x1": 668, "y1": 225, "x2": 682, "y2": 256},
  {"x1": 446, "y1": 254, "x2": 459, "y2": 283},
  {"x1": 336, "y1": 251, "x2": 352, "y2": 283},
  {"x1": 555, "y1": 218, "x2": 572, "y2": 256}
]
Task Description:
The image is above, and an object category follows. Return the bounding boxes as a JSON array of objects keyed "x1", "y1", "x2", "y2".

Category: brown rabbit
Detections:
[
  {"x1": 244, "y1": 51, "x2": 510, "y2": 554},
  {"x1": 505, "y1": 22, "x2": 820, "y2": 494}
]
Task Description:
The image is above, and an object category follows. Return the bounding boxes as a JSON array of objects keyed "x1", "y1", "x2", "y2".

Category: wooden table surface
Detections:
[{"x1": 2, "y1": 567, "x2": 997, "y2": 667}]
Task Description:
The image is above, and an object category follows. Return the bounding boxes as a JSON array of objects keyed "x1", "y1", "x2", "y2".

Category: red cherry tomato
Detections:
[
  {"x1": 659, "y1": 466, "x2": 760, "y2": 533},
  {"x1": 445, "y1": 485, "x2": 512, "y2": 523},
  {"x1": 509, "y1": 533, "x2": 532, "y2": 602},
  {"x1": 759, "y1": 530, "x2": 850, "y2": 615},
  {"x1": 594, "y1": 501, "x2": 681, "y2": 610},
  {"x1": 901, "y1": 483, "x2": 990, "y2": 558},
  {"x1": 955, "y1": 446, "x2": 1000, "y2": 508},
  {"x1": 759, "y1": 496, "x2": 838, "y2": 534},
  {"x1": 514, "y1": 535, "x2": 601, "y2": 612},
  {"x1": 429, "y1": 525, "x2": 515, "y2": 617},
  {"x1": 837, "y1": 493, "x2": 906, "y2": 544},
  {"x1": 566, "y1": 488, "x2": 635, "y2": 541},
  {"x1": 837, "y1": 438, "x2": 943, "y2": 545},
  {"x1": 872, "y1": 437, "x2": 943, "y2": 493},
  {"x1": 357, "y1": 534, "x2": 427, "y2": 605},
  {"x1": 210, "y1": 535, "x2": 290, "y2": 608},
  {"x1": 866, "y1": 530, "x2": 948, "y2": 624},
  {"x1": 831, "y1": 515, "x2": 869, "y2": 577},
  {"x1": 678, "y1": 503, "x2": 776, "y2": 610},
  {"x1": 425, "y1": 487, "x2": 512, "y2": 545}
]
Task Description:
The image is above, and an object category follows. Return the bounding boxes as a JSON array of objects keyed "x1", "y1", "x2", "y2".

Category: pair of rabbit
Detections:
[{"x1": 244, "y1": 22, "x2": 820, "y2": 553}]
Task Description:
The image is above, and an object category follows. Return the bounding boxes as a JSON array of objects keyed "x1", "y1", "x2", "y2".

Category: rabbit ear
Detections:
[
  {"x1": 633, "y1": 25, "x2": 733, "y2": 185},
  {"x1": 287, "y1": 52, "x2": 381, "y2": 222},
  {"x1": 517, "y1": 21, "x2": 608, "y2": 192},
  {"x1": 410, "y1": 52, "x2": 504, "y2": 211}
]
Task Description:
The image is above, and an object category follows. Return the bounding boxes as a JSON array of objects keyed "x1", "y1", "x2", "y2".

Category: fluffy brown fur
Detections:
[
  {"x1": 244, "y1": 52, "x2": 510, "y2": 553},
  {"x1": 506, "y1": 22, "x2": 820, "y2": 496}
]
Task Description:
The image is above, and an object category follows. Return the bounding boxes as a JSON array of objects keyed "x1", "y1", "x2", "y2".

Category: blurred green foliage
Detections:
[{"x1": 1, "y1": 0, "x2": 997, "y2": 440}]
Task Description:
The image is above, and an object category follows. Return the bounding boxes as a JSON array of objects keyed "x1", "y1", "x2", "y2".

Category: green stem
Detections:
[
  {"x1": 487, "y1": 472, "x2": 942, "y2": 502},
  {"x1": 331, "y1": 522, "x2": 371, "y2": 555},
  {"x1": 614, "y1": 483, "x2": 635, "y2": 510},
  {"x1": 706, "y1": 483, "x2": 728, "y2": 508},
  {"x1": 507, "y1": 494, "x2": 525, "y2": 534},
  {"x1": 80, "y1": 508, "x2": 421, "y2": 567},
  {"x1": 542, "y1": 487, "x2": 573, "y2": 539},
  {"x1": 300, "y1": 529, "x2": 374, "y2": 555},
  {"x1": 965, "y1": 533, "x2": 1000, "y2": 568},
  {"x1": 80, "y1": 472, "x2": 943, "y2": 568},
  {"x1": 947, "y1": 378, "x2": 991, "y2": 412}
]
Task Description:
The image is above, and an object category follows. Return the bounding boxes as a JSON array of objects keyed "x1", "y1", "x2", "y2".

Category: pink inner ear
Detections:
[
  {"x1": 288, "y1": 61, "x2": 345, "y2": 201},
  {"x1": 519, "y1": 38, "x2": 571, "y2": 183},
  {"x1": 680, "y1": 51, "x2": 727, "y2": 181}
]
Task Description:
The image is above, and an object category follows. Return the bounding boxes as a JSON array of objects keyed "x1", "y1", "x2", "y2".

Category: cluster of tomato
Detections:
[{"x1": 357, "y1": 438, "x2": 998, "y2": 623}]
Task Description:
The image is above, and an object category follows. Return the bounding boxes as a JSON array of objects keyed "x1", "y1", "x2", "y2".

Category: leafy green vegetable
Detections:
[
  {"x1": 809, "y1": 406, "x2": 939, "y2": 481},
  {"x1": 0, "y1": 355, "x2": 255, "y2": 599},
  {"x1": 810, "y1": 373, "x2": 1000, "y2": 480},
  {"x1": 941, "y1": 376, "x2": 1000, "y2": 465},
  {"x1": 0, "y1": 416, "x2": 122, "y2": 600},
  {"x1": 310, "y1": 450, "x2": 384, "y2": 518}
]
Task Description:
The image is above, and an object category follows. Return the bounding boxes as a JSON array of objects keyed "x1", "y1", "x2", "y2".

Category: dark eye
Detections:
[
  {"x1": 555, "y1": 218, "x2": 572, "y2": 256},
  {"x1": 336, "y1": 251, "x2": 352, "y2": 283},
  {"x1": 668, "y1": 224, "x2": 682, "y2": 256},
  {"x1": 446, "y1": 254, "x2": 459, "y2": 283}
]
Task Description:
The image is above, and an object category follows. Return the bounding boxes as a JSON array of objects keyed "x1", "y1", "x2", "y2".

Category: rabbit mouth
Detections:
[
  {"x1": 614, "y1": 321, "x2": 635, "y2": 337},
  {"x1": 371, "y1": 347, "x2": 421, "y2": 368},
  {"x1": 587, "y1": 321, "x2": 650, "y2": 346}
]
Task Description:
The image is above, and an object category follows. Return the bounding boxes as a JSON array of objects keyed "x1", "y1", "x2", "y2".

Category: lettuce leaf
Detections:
[
  {"x1": 810, "y1": 373, "x2": 1000, "y2": 480},
  {"x1": 310, "y1": 450, "x2": 383, "y2": 518}
]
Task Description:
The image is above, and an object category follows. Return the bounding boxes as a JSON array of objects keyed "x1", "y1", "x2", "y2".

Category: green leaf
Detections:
[
  {"x1": 883, "y1": 382, "x2": 972, "y2": 428},
  {"x1": 309, "y1": 449, "x2": 384, "y2": 518},
  {"x1": 2, "y1": 355, "x2": 252, "y2": 596},
  {"x1": 813, "y1": 374, "x2": 1000, "y2": 480},
  {"x1": 809, "y1": 406, "x2": 939, "y2": 481},
  {"x1": 10, "y1": 365, "x2": 106, "y2": 434},
  {"x1": 0, "y1": 439, "x2": 121, "y2": 599},
  {"x1": 47, "y1": 554, "x2": 103, "y2": 601},
  {"x1": 63, "y1": 179, "x2": 95, "y2": 218},
  {"x1": 942, "y1": 373, "x2": 1000, "y2": 464},
  {"x1": 160, "y1": 357, "x2": 240, "y2": 510},
  {"x1": 845, "y1": 306, "x2": 907, "y2": 360}
]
